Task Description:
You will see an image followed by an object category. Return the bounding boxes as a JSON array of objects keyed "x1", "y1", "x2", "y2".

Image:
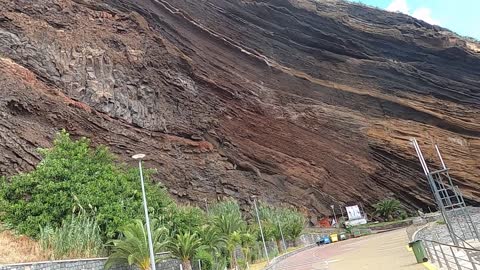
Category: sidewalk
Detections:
[
  {"x1": 325, "y1": 228, "x2": 426, "y2": 270},
  {"x1": 272, "y1": 228, "x2": 428, "y2": 270}
]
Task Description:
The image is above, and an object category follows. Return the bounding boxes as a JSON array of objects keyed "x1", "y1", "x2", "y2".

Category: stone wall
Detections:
[
  {"x1": 263, "y1": 244, "x2": 315, "y2": 270},
  {"x1": 0, "y1": 258, "x2": 180, "y2": 270}
]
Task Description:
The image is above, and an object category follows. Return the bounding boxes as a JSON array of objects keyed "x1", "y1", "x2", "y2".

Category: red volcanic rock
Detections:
[{"x1": 1, "y1": 0, "x2": 479, "y2": 217}]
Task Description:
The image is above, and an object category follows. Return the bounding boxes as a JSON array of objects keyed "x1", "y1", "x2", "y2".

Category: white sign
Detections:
[{"x1": 346, "y1": 205, "x2": 362, "y2": 220}]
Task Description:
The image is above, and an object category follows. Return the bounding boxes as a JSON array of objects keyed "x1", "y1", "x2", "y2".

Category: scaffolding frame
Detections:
[{"x1": 411, "y1": 138, "x2": 480, "y2": 247}]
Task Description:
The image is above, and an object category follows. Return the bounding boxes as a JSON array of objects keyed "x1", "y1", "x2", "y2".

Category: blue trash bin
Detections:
[{"x1": 323, "y1": 235, "x2": 331, "y2": 244}]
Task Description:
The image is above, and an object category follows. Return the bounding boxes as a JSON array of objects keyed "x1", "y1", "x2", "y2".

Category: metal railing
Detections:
[{"x1": 422, "y1": 239, "x2": 480, "y2": 270}]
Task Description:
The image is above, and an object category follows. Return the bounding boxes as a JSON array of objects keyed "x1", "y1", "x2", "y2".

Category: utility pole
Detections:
[
  {"x1": 277, "y1": 217, "x2": 287, "y2": 252},
  {"x1": 253, "y1": 196, "x2": 269, "y2": 263},
  {"x1": 204, "y1": 198, "x2": 209, "y2": 215},
  {"x1": 132, "y1": 154, "x2": 156, "y2": 270},
  {"x1": 330, "y1": 205, "x2": 338, "y2": 228}
]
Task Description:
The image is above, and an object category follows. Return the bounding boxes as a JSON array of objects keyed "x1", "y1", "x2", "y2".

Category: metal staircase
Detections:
[{"x1": 411, "y1": 139, "x2": 480, "y2": 248}]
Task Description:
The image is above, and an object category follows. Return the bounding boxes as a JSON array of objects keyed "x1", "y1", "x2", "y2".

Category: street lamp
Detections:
[
  {"x1": 204, "y1": 198, "x2": 209, "y2": 215},
  {"x1": 277, "y1": 217, "x2": 287, "y2": 252},
  {"x1": 132, "y1": 154, "x2": 156, "y2": 270},
  {"x1": 330, "y1": 204, "x2": 338, "y2": 228},
  {"x1": 252, "y1": 196, "x2": 269, "y2": 263}
]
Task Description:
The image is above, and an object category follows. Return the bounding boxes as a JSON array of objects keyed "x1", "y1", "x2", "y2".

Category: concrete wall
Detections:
[
  {"x1": 263, "y1": 244, "x2": 315, "y2": 270},
  {"x1": 0, "y1": 258, "x2": 180, "y2": 270}
]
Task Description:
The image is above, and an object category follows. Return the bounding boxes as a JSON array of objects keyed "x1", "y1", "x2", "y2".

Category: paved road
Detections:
[{"x1": 272, "y1": 228, "x2": 425, "y2": 270}]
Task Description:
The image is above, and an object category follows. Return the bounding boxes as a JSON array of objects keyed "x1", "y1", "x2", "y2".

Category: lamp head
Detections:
[{"x1": 132, "y1": 154, "x2": 146, "y2": 160}]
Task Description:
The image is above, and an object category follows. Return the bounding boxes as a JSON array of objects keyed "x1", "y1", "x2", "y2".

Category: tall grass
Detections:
[{"x1": 39, "y1": 214, "x2": 104, "y2": 259}]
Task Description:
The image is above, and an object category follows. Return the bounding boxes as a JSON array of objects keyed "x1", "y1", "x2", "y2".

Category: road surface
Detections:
[{"x1": 272, "y1": 228, "x2": 425, "y2": 270}]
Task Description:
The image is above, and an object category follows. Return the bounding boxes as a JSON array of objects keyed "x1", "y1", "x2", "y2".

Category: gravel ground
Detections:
[{"x1": 415, "y1": 207, "x2": 480, "y2": 244}]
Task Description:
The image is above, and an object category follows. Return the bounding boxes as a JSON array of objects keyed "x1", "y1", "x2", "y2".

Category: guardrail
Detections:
[{"x1": 421, "y1": 239, "x2": 480, "y2": 270}]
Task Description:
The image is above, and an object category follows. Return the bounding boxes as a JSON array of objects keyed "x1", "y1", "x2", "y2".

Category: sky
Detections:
[{"x1": 349, "y1": 0, "x2": 480, "y2": 40}]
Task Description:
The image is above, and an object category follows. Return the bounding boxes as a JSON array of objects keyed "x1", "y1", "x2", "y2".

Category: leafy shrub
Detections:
[
  {"x1": 159, "y1": 205, "x2": 206, "y2": 236},
  {"x1": 195, "y1": 249, "x2": 214, "y2": 270},
  {"x1": 1, "y1": 130, "x2": 172, "y2": 238},
  {"x1": 373, "y1": 198, "x2": 403, "y2": 221},
  {"x1": 39, "y1": 213, "x2": 103, "y2": 259},
  {"x1": 167, "y1": 231, "x2": 203, "y2": 270},
  {"x1": 257, "y1": 204, "x2": 305, "y2": 243},
  {"x1": 105, "y1": 219, "x2": 168, "y2": 270}
]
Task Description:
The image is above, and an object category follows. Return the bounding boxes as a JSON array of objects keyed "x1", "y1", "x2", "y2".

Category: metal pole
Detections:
[
  {"x1": 434, "y1": 145, "x2": 447, "y2": 170},
  {"x1": 412, "y1": 139, "x2": 430, "y2": 175},
  {"x1": 204, "y1": 198, "x2": 209, "y2": 215},
  {"x1": 423, "y1": 240, "x2": 433, "y2": 263},
  {"x1": 137, "y1": 157, "x2": 156, "y2": 270},
  {"x1": 439, "y1": 244, "x2": 451, "y2": 270},
  {"x1": 278, "y1": 219, "x2": 287, "y2": 252},
  {"x1": 449, "y1": 246, "x2": 462, "y2": 270},
  {"x1": 331, "y1": 205, "x2": 338, "y2": 228},
  {"x1": 432, "y1": 242, "x2": 443, "y2": 268},
  {"x1": 359, "y1": 202, "x2": 366, "y2": 219},
  {"x1": 254, "y1": 198, "x2": 269, "y2": 263}
]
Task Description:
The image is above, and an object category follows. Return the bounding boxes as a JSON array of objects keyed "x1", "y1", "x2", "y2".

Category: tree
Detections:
[
  {"x1": 373, "y1": 198, "x2": 403, "y2": 221},
  {"x1": 257, "y1": 204, "x2": 305, "y2": 253},
  {"x1": 104, "y1": 219, "x2": 168, "y2": 270},
  {"x1": 197, "y1": 224, "x2": 226, "y2": 266},
  {"x1": 280, "y1": 208, "x2": 305, "y2": 242},
  {"x1": 0, "y1": 130, "x2": 173, "y2": 238},
  {"x1": 167, "y1": 231, "x2": 203, "y2": 270},
  {"x1": 209, "y1": 200, "x2": 246, "y2": 269},
  {"x1": 258, "y1": 204, "x2": 283, "y2": 252},
  {"x1": 159, "y1": 205, "x2": 206, "y2": 236},
  {"x1": 225, "y1": 231, "x2": 241, "y2": 270},
  {"x1": 239, "y1": 229, "x2": 256, "y2": 268}
]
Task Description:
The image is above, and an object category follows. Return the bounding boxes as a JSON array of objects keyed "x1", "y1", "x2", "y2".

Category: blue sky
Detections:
[{"x1": 349, "y1": 0, "x2": 480, "y2": 40}]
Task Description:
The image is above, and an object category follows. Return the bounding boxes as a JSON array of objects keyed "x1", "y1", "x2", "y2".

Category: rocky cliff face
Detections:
[{"x1": 1, "y1": 0, "x2": 479, "y2": 217}]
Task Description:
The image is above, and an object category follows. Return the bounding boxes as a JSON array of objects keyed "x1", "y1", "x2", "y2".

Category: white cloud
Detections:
[
  {"x1": 386, "y1": 0, "x2": 440, "y2": 25},
  {"x1": 412, "y1": 7, "x2": 440, "y2": 25},
  {"x1": 387, "y1": 0, "x2": 409, "y2": 14}
]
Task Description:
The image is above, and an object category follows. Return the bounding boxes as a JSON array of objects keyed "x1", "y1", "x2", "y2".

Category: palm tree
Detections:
[
  {"x1": 240, "y1": 230, "x2": 256, "y2": 268},
  {"x1": 167, "y1": 231, "x2": 203, "y2": 270},
  {"x1": 281, "y1": 208, "x2": 305, "y2": 242},
  {"x1": 198, "y1": 225, "x2": 226, "y2": 263},
  {"x1": 374, "y1": 198, "x2": 402, "y2": 221},
  {"x1": 105, "y1": 219, "x2": 168, "y2": 270},
  {"x1": 210, "y1": 200, "x2": 246, "y2": 270},
  {"x1": 226, "y1": 231, "x2": 241, "y2": 270}
]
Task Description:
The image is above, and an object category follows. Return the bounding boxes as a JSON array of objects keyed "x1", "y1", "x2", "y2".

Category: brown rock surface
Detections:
[{"x1": 1, "y1": 0, "x2": 479, "y2": 216}]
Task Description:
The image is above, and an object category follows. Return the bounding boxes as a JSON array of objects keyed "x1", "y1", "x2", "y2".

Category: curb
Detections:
[
  {"x1": 263, "y1": 244, "x2": 316, "y2": 270},
  {"x1": 411, "y1": 223, "x2": 431, "y2": 241}
]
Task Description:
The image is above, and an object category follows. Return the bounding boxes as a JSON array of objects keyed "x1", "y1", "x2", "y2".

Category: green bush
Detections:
[
  {"x1": 159, "y1": 205, "x2": 206, "y2": 236},
  {"x1": 195, "y1": 249, "x2": 214, "y2": 270},
  {"x1": 257, "y1": 203, "x2": 305, "y2": 245},
  {"x1": 373, "y1": 198, "x2": 403, "y2": 221},
  {"x1": 105, "y1": 219, "x2": 168, "y2": 270},
  {"x1": 1, "y1": 130, "x2": 172, "y2": 238},
  {"x1": 39, "y1": 213, "x2": 104, "y2": 259}
]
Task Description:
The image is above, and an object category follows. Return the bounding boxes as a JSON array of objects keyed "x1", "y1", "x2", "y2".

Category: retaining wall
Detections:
[
  {"x1": 263, "y1": 244, "x2": 315, "y2": 270},
  {"x1": 0, "y1": 258, "x2": 179, "y2": 270}
]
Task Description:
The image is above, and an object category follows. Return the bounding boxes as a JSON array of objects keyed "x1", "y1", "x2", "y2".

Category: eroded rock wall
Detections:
[{"x1": 1, "y1": 0, "x2": 479, "y2": 217}]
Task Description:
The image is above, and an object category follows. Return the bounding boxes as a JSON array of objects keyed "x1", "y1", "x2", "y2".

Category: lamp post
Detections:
[
  {"x1": 204, "y1": 198, "x2": 209, "y2": 215},
  {"x1": 330, "y1": 205, "x2": 338, "y2": 228},
  {"x1": 252, "y1": 196, "x2": 269, "y2": 263},
  {"x1": 277, "y1": 217, "x2": 287, "y2": 252},
  {"x1": 132, "y1": 154, "x2": 156, "y2": 270}
]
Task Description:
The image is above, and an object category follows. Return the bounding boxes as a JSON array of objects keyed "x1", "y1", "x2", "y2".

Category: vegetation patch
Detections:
[{"x1": 0, "y1": 130, "x2": 306, "y2": 270}]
